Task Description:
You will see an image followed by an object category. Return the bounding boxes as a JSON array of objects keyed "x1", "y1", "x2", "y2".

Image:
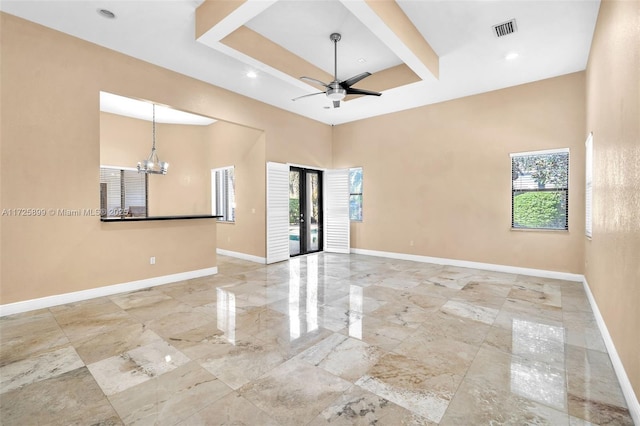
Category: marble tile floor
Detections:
[{"x1": 0, "y1": 253, "x2": 634, "y2": 425}]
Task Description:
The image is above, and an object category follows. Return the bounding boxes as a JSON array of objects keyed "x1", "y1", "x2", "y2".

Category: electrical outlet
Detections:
[
  {"x1": 150, "y1": 256, "x2": 156, "y2": 265},
  {"x1": 409, "y1": 240, "x2": 414, "y2": 247}
]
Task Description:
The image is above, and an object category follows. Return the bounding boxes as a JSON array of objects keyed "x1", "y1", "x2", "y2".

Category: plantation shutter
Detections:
[
  {"x1": 266, "y1": 162, "x2": 290, "y2": 264},
  {"x1": 227, "y1": 168, "x2": 235, "y2": 221},
  {"x1": 212, "y1": 167, "x2": 235, "y2": 221},
  {"x1": 324, "y1": 169, "x2": 350, "y2": 253},
  {"x1": 585, "y1": 133, "x2": 593, "y2": 238},
  {"x1": 214, "y1": 170, "x2": 224, "y2": 217}
]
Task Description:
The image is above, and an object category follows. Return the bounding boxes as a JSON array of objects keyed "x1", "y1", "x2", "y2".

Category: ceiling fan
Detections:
[{"x1": 292, "y1": 33, "x2": 382, "y2": 108}]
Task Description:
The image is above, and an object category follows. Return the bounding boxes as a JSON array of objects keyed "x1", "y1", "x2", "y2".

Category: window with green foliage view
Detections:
[{"x1": 511, "y1": 149, "x2": 569, "y2": 230}]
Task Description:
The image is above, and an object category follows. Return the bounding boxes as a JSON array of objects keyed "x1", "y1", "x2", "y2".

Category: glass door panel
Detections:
[
  {"x1": 289, "y1": 170, "x2": 301, "y2": 256},
  {"x1": 289, "y1": 167, "x2": 322, "y2": 257},
  {"x1": 306, "y1": 171, "x2": 321, "y2": 253}
]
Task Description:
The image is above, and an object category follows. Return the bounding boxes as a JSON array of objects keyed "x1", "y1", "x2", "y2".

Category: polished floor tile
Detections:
[
  {"x1": 0, "y1": 367, "x2": 122, "y2": 425},
  {"x1": 178, "y1": 391, "x2": 280, "y2": 425},
  {"x1": 239, "y1": 358, "x2": 352, "y2": 426},
  {"x1": 297, "y1": 333, "x2": 383, "y2": 382},
  {"x1": 309, "y1": 384, "x2": 436, "y2": 425},
  {"x1": 439, "y1": 375, "x2": 570, "y2": 425},
  {"x1": 0, "y1": 310, "x2": 70, "y2": 367},
  {"x1": 87, "y1": 340, "x2": 191, "y2": 396},
  {"x1": 108, "y1": 361, "x2": 231, "y2": 425},
  {"x1": 0, "y1": 345, "x2": 84, "y2": 393},
  {"x1": 0, "y1": 254, "x2": 633, "y2": 425},
  {"x1": 356, "y1": 352, "x2": 461, "y2": 423}
]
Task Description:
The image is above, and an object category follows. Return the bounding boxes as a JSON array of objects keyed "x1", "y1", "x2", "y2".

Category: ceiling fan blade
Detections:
[
  {"x1": 292, "y1": 91, "x2": 326, "y2": 101},
  {"x1": 341, "y1": 72, "x2": 372, "y2": 88},
  {"x1": 333, "y1": 100, "x2": 340, "y2": 108},
  {"x1": 300, "y1": 76, "x2": 330, "y2": 88},
  {"x1": 346, "y1": 87, "x2": 381, "y2": 97}
]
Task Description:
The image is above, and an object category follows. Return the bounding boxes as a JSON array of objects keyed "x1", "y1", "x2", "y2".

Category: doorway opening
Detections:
[{"x1": 289, "y1": 167, "x2": 323, "y2": 256}]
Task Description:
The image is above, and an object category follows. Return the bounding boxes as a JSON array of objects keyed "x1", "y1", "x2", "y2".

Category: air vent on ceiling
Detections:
[{"x1": 493, "y1": 19, "x2": 517, "y2": 37}]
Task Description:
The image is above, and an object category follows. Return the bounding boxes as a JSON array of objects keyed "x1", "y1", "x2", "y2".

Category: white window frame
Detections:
[
  {"x1": 510, "y1": 148, "x2": 570, "y2": 231},
  {"x1": 349, "y1": 167, "x2": 363, "y2": 222},
  {"x1": 211, "y1": 166, "x2": 235, "y2": 222},
  {"x1": 585, "y1": 133, "x2": 593, "y2": 238}
]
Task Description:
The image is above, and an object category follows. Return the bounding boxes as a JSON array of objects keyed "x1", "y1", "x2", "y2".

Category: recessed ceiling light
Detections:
[
  {"x1": 357, "y1": 58, "x2": 367, "y2": 64},
  {"x1": 97, "y1": 8, "x2": 116, "y2": 19},
  {"x1": 505, "y1": 52, "x2": 519, "y2": 61},
  {"x1": 246, "y1": 71, "x2": 257, "y2": 79}
]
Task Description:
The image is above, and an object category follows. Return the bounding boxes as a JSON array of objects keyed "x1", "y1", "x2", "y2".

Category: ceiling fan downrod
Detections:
[
  {"x1": 327, "y1": 33, "x2": 346, "y2": 101},
  {"x1": 330, "y1": 32, "x2": 341, "y2": 82}
]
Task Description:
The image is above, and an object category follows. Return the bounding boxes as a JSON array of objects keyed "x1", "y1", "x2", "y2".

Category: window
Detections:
[
  {"x1": 99, "y1": 166, "x2": 147, "y2": 218},
  {"x1": 585, "y1": 133, "x2": 593, "y2": 238},
  {"x1": 511, "y1": 149, "x2": 569, "y2": 230},
  {"x1": 212, "y1": 166, "x2": 235, "y2": 222},
  {"x1": 349, "y1": 167, "x2": 363, "y2": 221}
]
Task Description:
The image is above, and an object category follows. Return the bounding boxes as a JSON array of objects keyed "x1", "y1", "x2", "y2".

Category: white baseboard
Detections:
[
  {"x1": 0, "y1": 267, "x2": 218, "y2": 317},
  {"x1": 217, "y1": 248, "x2": 266, "y2": 264},
  {"x1": 350, "y1": 248, "x2": 583, "y2": 282},
  {"x1": 582, "y1": 277, "x2": 640, "y2": 424}
]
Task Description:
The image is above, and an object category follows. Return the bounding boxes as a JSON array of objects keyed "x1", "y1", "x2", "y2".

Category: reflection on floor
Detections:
[{"x1": 0, "y1": 254, "x2": 633, "y2": 425}]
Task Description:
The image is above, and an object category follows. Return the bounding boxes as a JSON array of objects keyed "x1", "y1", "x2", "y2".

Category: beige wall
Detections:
[
  {"x1": 333, "y1": 72, "x2": 586, "y2": 274},
  {"x1": 207, "y1": 121, "x2": 267, "y2": 258},
  {"x1": 585, "y1": 0, "x2": 640, "y2": 398},
  {"x1": 0, "y1": 13, "x2": 332, "y2": 304},
  {"x1": 101, "y1": 113, "x2": 268, "y2": 257},
  {"x1": 100, "y1": 112, "x2": 211, "y2": 216}
]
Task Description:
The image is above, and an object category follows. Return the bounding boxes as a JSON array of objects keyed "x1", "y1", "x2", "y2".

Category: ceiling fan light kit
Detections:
[{"x1": 292, "y1": 32, "x2": 381, "y2": 108}]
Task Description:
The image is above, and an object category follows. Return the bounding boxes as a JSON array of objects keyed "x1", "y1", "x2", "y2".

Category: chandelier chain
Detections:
[{"x1": 152, "y1": 104, "x2": 156, "y2": 150}]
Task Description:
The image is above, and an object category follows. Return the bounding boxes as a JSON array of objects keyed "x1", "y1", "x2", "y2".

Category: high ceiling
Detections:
[{"x1": 0, "y1": 0, "x2": 600, "y2": 125}]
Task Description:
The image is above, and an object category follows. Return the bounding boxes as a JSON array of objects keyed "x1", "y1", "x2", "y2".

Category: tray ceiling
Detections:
[{"x1": 0, "y1": 0, "x2": 600, "y2": 125}]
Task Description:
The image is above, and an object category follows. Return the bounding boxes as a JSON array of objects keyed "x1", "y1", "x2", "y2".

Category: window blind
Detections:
[
  {"x1": 510, "y1": 149, "x2": 569, "y2": 230},
  {"x1": 100, "y1": 167, "x2": 147, "y2": 217}
]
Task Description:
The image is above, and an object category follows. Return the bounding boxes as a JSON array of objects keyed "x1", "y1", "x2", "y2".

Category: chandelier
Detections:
[{"x1": 137, "y1": 104, "x2": 169, "y2": 175}]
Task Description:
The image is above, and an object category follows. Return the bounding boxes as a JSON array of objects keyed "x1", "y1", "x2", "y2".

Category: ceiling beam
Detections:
[
  {"x1": 222, "y1": 26, "x2": 334, "y2": 87},
  {"x1": 196, "y1": 0, "x2": 276, "y2": 43},
  {"x1": 341, "y1": 0, "x2": 439, "y2": 81}
]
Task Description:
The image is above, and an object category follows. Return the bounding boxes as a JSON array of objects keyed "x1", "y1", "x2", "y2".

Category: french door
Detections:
[
  {"x1": 289, "y1": 167, "x2": 323, "y2": 256},
  {"x1": 266, "y1": 162, "x2": 348, "y2": 264}
]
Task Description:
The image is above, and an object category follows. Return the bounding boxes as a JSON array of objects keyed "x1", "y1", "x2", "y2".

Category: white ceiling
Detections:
[
  {"x1": 0, "y1": 0, "x2": 600, "y2": 126},
  {"x1": 245, "y1": 1, "x2": 403, "y2": 79}
]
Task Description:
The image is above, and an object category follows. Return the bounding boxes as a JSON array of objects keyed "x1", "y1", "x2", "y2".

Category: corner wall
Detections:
[
  {"x1": 333, "y1": 72, "x2": 586, "y2": 274},
  {"x1": 208, "y1": 121, "x2": 267, "y2": 258},
  {"x1": 584, "y1": 0, "x2": 640, "y2": 401}
]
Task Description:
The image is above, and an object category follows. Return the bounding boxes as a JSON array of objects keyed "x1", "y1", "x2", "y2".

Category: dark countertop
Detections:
[{"x1": 100, "y1": 215, "x2": 222, "y2": 222}]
